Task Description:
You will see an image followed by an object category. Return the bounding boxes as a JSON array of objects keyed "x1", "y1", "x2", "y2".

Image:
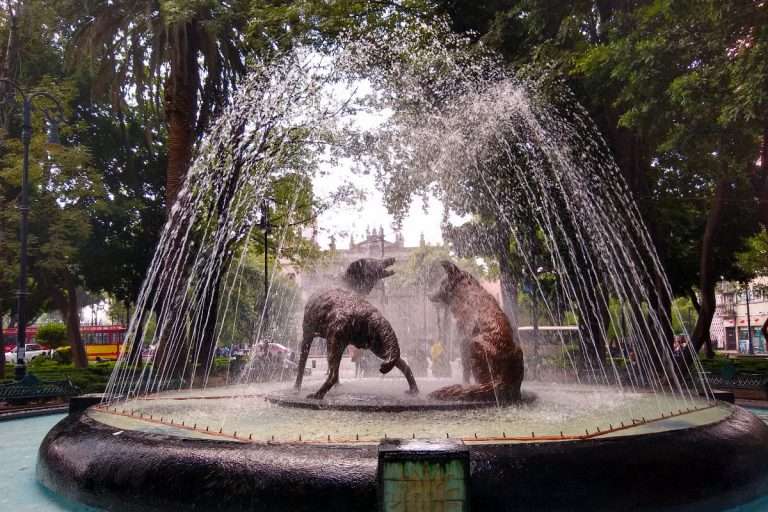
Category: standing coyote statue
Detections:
[
  {"x1": 294, "y1": 257, "x2": 419, "y2": 399},
  {"x1": 429, "y1": 260, "x2": 524, "y2": 402}
]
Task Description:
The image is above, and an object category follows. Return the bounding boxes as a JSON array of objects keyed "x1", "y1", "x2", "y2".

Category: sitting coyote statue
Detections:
[
  {"x1": 294, "y1": 257, "x2": 419, "y2": 399},
  {"x1": 429, "y1": 260, "x2": 524, "y2": 403}
]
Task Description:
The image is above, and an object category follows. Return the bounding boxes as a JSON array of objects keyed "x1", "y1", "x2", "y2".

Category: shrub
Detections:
[
  {"x1": 53, "y1": 346, "x2": 73, "y2": 364},
  {"x1": 211, "y1": 356, "x2": 233, "y2": 376},
  {"x1": 36, "y1": 323, "x2": 68, "y2": 349},
  {"x1": 699, "y1": 355, "x2": 768, "y2": 376}
]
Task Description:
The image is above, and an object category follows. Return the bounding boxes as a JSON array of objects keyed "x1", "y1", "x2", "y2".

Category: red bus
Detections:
[{"x1": 2, "y1": 324, "x2": 127, "y2": 361}]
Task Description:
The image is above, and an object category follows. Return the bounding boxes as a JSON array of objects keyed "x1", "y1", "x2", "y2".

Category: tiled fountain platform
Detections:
[{"x1": 79, "y1": 379, "x2": 734, "y2": 443}]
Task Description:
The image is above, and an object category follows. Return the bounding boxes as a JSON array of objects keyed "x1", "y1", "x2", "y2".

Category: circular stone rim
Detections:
[{"x1": 37, "y1": 402, "x2": 768, "y2": 512}]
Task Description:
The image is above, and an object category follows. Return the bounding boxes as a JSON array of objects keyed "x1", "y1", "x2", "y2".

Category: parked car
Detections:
[{"x1": 5, "y1": 343, "x2": 52, "y2": 363}]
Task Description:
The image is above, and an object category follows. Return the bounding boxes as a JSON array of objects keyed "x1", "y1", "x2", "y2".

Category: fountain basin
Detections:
[
  {"x1": 76, "y1": 380, "x2": 725, "y2": 442},
  {"x1": 37, "y1": 386, "x2": 768, "y2": 511}
]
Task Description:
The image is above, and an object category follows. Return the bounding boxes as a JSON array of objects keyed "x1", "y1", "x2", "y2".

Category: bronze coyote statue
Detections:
[
  {"x1": 429, "y1": 260, "x2": 524, "y2": 403},
  {"x1": 294, "y1": 258, "x2": 419, "y2": 399}
]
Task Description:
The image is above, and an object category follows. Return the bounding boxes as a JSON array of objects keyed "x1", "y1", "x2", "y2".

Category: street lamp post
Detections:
[
  {"x1": 746, "y1": 283, "x2": 754, "y2": 355},
  {"x1": 0, "y1": 78, "x2": 65, "y2": 381}
]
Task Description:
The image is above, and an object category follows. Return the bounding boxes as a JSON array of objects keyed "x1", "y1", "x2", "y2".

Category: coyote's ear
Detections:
[{"x1": 439, "y1": 260, "x2": 461, "y2": 279}]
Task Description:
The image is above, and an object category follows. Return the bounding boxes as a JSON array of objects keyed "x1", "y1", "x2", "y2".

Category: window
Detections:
[{"x1": 738, "y1": 327, "x2": 766, "y2": 354}]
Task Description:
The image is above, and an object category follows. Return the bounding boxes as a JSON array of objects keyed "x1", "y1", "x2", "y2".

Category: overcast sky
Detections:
[
  {"x1": 312, "y1": 163, "x2": 446, "y2": 250},
  {"x1": 307, "y1": 81, "x2": 453, "y2": 251}
]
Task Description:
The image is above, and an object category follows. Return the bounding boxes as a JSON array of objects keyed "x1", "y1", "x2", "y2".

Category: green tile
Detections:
[
  {"x1": 403, "y1": 461, "x2": 426, "y2": 480},
  {"x1": 381, "y1": 463, "x2": 468, "y2": 511},
  {"x1": 383, "y1": 462, "x2": 404, "y2": 481}
]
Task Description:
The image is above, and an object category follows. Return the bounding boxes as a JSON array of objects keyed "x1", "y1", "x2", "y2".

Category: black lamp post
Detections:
[
  {"x1": 745, "y1": 283, "x2": 754, "y2": 355},
  {"x1": 0, "y1": 79, "x2": 65, "y2": 381}
]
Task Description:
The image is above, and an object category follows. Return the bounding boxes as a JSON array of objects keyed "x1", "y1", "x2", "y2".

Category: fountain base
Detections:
[{"x1": 37, "y1": 403, "x2": 768, "y2": 511}]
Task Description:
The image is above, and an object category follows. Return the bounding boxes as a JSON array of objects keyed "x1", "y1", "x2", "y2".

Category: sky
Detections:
[
  {"x1": 308, "y1": 80, "x2": 455, "y2": 251},
  {"x1": 311, "y1": 164, "x2": 447, "y2": 250}
]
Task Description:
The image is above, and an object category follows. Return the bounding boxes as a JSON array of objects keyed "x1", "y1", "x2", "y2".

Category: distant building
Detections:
[{"x1": 711, "y1": 278, "x2": 768, "y2": 354}]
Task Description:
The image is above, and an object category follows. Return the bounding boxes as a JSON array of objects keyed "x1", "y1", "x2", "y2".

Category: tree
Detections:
[
  {"x1": 573, "y1": 1, "x2": 763, "y2": 355},
  {"x1": 35, "y1": 322, "x2": 67, "y2": 348},
  {"x1": 74, "y1": 99, "x2": 166, "y2": 314},
  {"x1": 434, "y1": 0, "x2": 767, "y2": 356},
  {"x1": 737, "y1": 229, "x2": 768, "y2": 278},
  {"x1": 0, "y1": 2, "x2": 108, "y2": 369},
  {"x1": 62, "y1": 0, "x2": 252, "y2": 212},
  {"x1": 737, "y1": 228, "x2": 768, "y2": 340},
  {"x1": 0, "y1": 96, "x2": 103, "y2": 368},
  {"x1": 62, "y1": 0, "x2": 439, "y2": 215},
  {"x1": 0, "y1": 0, "x2": 68, "y2": 356},
  {"x1": 216, "y1": 251, "x2": 299, "y2": 350}
]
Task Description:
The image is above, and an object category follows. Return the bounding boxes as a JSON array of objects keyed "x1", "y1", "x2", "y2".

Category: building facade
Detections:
[{"x1": 711, "y1": 278, "x2": 768, "y2": 354}]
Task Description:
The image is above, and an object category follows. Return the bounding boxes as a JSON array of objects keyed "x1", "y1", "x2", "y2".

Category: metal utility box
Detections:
[{"x1": 378, "y1": 439, "x2": 470, "y2": 512}]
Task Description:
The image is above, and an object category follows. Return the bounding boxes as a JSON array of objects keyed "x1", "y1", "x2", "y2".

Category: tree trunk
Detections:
[
  {"x1": 762, "y1": 318, "x2": 768, "y2": 343},
  {"x1": 650, "y1": 270, "x2": 674, "y2": 351},
  {"x1": 0, "y1": 2, "x2": 20, "y2": 133},
  {"x1": 691, "y1": 178, "x2": 728, "y2": 355},
  {"x1": 63, "y1": 284, "x2": 88, "y2": 369},
  {"x1": 196, "y1": 280, "x2": 222, "y2": 380},
  {"x1": 757, "y1": 123, "x2": 768, "y2": 227},
  {"x1": 581, "y1": 284, "x2": 608, "y2": 370},
  {"x1": 497, "y1": 254, "x2": 519, "y2": 328},
  {"x1": 653, "y1": 218, "x2": 673, "y2": 351},
  {"x1": 150, "y1": 23, "x2": 201, "y2": 384},
  {"x1": 687, "y1": 288, "x2": 701, "y2": 314},
  {"x1": 126, "y1": 304, "x2": 149, "y2": 368},
  {"x1": 164, "y1": 22, "x2": 200, "y2": 212}
]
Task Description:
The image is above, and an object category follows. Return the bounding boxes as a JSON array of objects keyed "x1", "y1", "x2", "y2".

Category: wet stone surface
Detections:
[{"x1": 266, "y1": 388, "x2": 498, "y2": 412}]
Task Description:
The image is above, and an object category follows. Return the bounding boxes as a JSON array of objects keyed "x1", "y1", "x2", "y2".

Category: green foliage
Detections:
[
  {"x1": 388, "y1": 245, "x2": 489, "y2": 290},
  {"x1": 210, "y1": 356, "x2": 234, "y2": 376},
  {"x1": 0, "y1": 1, "x2": 762, "y2": 362},
  {"x1": 36, "y1": 323, "x2": 68, "y2": 348},
  {"x1": 62, "y1": 0, "x2": 253, "y2": 131},
  {"x1": 245, "y1": 0, "x2": 436, "y2": 54},
  {"x1": 20, "y1": 358, "x2": 116, "y2": 392},
  {"x1": 737, "y1": 229, "x2": 768, "y2": 277},
  {"x1": 266, "y1": 173, "x2": 322, "y2": 267},
  {"x1": 0, "y1": 2, "x2": 108, "y2": 328},
  {"x1": 217, "y1": 249, "x2": 299, "y2": 347},
  {"x1": 0, "y1": 81, "x2": 105, "y2": 320},
  {"x1": 52, "y1": 346, "x2": 72, "y2": 364},
  {"x1": 431, "y1": 0, "x2": 767, "y2": 351},
  {"x1": 671, "y1": 297, "x2": 698, "y2": 336},
  {"x1": 76, "y1": 105, "x2": 165, "y2": 305},
  {"x1": 699, "y1": 355, "x2": 768, "y2": 378}
]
